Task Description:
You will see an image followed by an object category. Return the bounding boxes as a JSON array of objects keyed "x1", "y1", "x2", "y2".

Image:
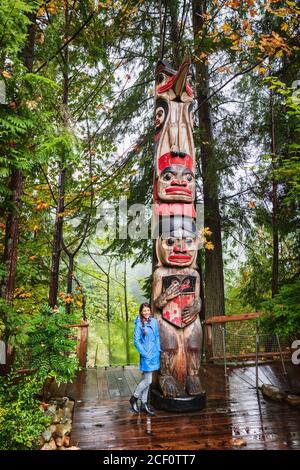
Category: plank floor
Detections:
[{"x1": 51, "y1": 362, "x2": 300, "y2": 450}]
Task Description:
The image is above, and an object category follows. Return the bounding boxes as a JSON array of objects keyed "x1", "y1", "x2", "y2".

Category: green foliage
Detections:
[
  {"x1": 20, "y1": 305, "x2": 79, "y2": 384},
  {"x1": 259, "y1": 280, "x2": 300, "y2": 341},
  {"x1": 0, "y1": 374, "x2": 51, "y2": 450}
]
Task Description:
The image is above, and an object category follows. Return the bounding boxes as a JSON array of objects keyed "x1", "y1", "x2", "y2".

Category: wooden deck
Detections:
[{"x1": 52, "y1": 362, "x2": 300, "y2": 450}]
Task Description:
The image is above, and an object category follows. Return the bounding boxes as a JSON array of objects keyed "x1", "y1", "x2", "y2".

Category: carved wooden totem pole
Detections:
[{"x1": 151, "y1": 58, "x2": 206, "y2": 411}]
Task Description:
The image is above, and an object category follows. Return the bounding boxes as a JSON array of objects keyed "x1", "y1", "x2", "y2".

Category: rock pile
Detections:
[{"x1": 39, "y1": 397, "x2": 80, "y2": 450}]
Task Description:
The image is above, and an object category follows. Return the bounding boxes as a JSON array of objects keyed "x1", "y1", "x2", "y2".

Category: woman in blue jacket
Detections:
[{"x1": 129, "y1": 302, "x2": 160, "y2": 416}]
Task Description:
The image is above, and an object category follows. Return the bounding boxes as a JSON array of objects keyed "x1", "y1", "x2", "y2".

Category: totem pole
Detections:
[{"x1": 151, "y1": 57, "x2": 206, "y2": 411}]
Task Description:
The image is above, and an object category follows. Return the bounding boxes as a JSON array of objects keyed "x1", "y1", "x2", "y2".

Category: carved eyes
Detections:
[
  {"x1": 185, "y1": 238, "x2": 193, "y2": 245},
  {"x1": 162, "y1": 173, "x2": 193, "y2": 182},
  {"x1": 166, "y1": 238, "x2": 175, "y2": 246}
]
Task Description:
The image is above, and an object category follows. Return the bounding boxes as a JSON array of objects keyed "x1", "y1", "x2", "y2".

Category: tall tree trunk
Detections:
[
  {"x1": 192, "y1": 0, "x2": 225, "y2": 318},
  {"x1": 168, "y1": 0, "x2": 181, "y2": 68},
  {"x1": 48, "y1": 165, "x2": 66, "y2": 307},
  {"x1": 65, "y1": 254, "x2": 74, "y2": 314},
  {"x1": 270, "y1": 89, "x2": 278, "y2": 297},
  {"x1": 106, "y1": 260, "x2": 112, "y2": 365},
  {"x1": 1, "y1": 169, "x2": 23, "y2": 302},
  {"x1": 124, "y1": 256, "x2": 130, "y2": 364},
  {"x1": 1, "y1": 18, "x2": 36, "y2": 302},
  {"x1": 48, "y1": 4, "x2": 69, "y2": 307}
]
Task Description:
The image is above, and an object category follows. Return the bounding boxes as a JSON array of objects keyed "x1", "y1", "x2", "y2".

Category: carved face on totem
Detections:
[
  {"x1": 157, "y1": 230, "x2": 197, "y2": 267},
  {"x1": 155, "y1": 152, "x2": 195, "y2": 202},
  {"x1": 158, "y1": 165, "x2": 195, "y2": 202},
  {"x1": 156, "y1": 217, "x2": 198, "y2": 267}
]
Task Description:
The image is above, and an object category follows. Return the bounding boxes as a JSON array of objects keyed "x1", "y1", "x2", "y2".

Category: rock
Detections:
[
  {"x1": 60, "y1": 416, "x2": 72, "y2": 424},
  {"x1": 55, "y1": 437, "x2": 64, "y2": 447},
  {"x1": 41, "y1": 438, "x2": 57, "y2": 451},
  {"x1": 261, "y1": 384, "x2": 286, "y2": 401},
  {"x1": 285, "y1": 394, "x2": 300, "y2": 408},
  {"x1": 42, "y1": 429, "x2": 52, "y2": 442},
  {"x1": 63, "y1": 436, "x2": 70, "y2": 447},
  {"x1": 48, "y1": 424, "x2": 57, "y2": 433},
  {"x1": 55, "y1": 421, "x2": 72, "y2": 438},
  {"x1": 231, "y1": 438, "x2": 247, "y2": 447},
  {"x1": 48, "y1": 438, "x2": 57, "y2": 450},
  {"x1": 59, "y1": 446, "x2": 80, "y2": 451},
  {"x1": 64, "y1": 407, "x2": 73, "y2": 420},
  {"x1": 53, "y1": 408, "x2": 65, "y2": 424},
  {"x1": 50, "y1": 397, "x2": 68, "y2": 407},
  {"x1": 45, "y1": 404, "x2": 57, "y2": 416}
]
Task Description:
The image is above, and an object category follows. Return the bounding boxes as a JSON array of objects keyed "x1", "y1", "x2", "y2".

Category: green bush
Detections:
[
  {"x1": 259, "y1": 280, "x2": 300, "y2": 341},
  {"x1": 23, "y1": 304, "x2": 79, "y2": 384},
  {"x1": 0, "y1": 374, "x2": 51, "y2": 450}
]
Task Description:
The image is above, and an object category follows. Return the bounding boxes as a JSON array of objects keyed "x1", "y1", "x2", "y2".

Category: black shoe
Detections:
[
  {"x1": 129, "y1": 395, "x2": 139, "y2": 413},
  {"x1": 140, "y1": 402, "x2": 155, "y2": 416}
]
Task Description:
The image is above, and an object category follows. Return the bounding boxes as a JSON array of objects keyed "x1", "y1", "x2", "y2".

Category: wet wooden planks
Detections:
[{"x1": 68, "y1": 363, "x2": 300, "y2": 450}]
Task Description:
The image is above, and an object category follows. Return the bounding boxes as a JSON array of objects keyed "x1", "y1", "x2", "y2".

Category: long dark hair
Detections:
[{"x1": 139, "y1": 302, "x2": 151, "y2": 336}]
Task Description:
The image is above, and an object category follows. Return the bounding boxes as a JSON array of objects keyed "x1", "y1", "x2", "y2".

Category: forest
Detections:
[{"x1": 0, "y1": 0, "x2": 299, "y2": 450}]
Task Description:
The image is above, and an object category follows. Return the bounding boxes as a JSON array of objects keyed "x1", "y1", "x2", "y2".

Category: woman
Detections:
[{"x1": 129, "y1": 302, "x2": 160, "y2": 416}]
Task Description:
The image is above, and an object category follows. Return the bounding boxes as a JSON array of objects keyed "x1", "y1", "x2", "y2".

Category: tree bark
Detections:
[
  {"x1": 168, "y1": 0, "x2": 181, "y2": 68},
  {"x1": 48, "y1": 4, "x2": 69, "y2": 307},
  {"x1": 192, "y1": 0, "x2": 225, "y2": 318},
  {"x1": 1, "y1": 17, "x2": 36, "y2": 302},
  {"x1": 270, "y1": 89, "x2": 279, "y2": 297}
]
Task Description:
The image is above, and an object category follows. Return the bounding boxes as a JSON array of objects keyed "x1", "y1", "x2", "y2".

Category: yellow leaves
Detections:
[
  {"x1": 28, "y1": 255, "x2": 37, "y2": 261},
  {"x1": 18, "y1": 293, "x2": 33, "y2": 299},
  {"x1": 259, "y1": 31, "x2": 291, "y2": 56},
  {"x1": 198, "y1": 227, "x2": 214, "y2": 251},
  {"x1": 280, "y1": 23, "x2": 289, "y2": 32},
  {"x1": 25, "y1": 100, "x2": 38, "y2": 110},
  {"x1": 248, "y1": 200, "x2": 256, "y2": 209},
  {"x1": 59, "y1": 292, "x2": 74, "y2": 304},
  {"x1": 204, "y1": 241, "x2": 215, "y2": 251},
  {"x1": 203, "y1": 227, "x2": 212, "y2": 236},
  {"x1": 258, "y1": 66, "x2": 267, "y2": 75},
  {"x1": 242, "y1": 20, "x2": 250, "y2": 30},
  {"x1": 36, "y1": 32, "x2": 45, "y2": 44},
  {"x1": 14, "y1": 287, "x2": 33, "y2": 299},
  {"x1": 217, "y1": 65, "x2": 233, "y2": 73},
  {"x1": 222, "y1": 23, "x2": 232, "y2": 34},
  {"x1": 199, "y1": 51, "x2": 208, "y2": 60},
  {"x1": 225, "y1": 0, "x2": 240, "y2": 8},
  {"x1": 37, "y1": 0, "x2": 58, "y2": 17},
  {"x1": 1, "y1": 70, "x2": 12, "y2": 79},
  {"x1": 64, "y1": 295, "x2": 74, "y2": 304},
  {"x1": 35, "y1": 200, "x2": 49, "y2": 211}
]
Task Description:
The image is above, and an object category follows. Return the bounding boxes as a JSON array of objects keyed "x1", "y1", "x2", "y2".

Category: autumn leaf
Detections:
[{"x1": 205, "y1": 241, "x2": 215, "y2": 250}]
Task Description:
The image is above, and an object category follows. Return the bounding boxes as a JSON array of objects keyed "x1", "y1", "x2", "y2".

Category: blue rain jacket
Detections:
[{"x1": 134, "y1": 315, "x2": 161, "y2": 372}]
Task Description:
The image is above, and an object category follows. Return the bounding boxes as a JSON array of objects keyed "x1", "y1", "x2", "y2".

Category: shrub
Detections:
[
  {"x1": 259, "y1": 280, "x2": 300, "y2": 341},
  {"x1": 0, "y1": 374, "x2": 51, "y2": 450}
]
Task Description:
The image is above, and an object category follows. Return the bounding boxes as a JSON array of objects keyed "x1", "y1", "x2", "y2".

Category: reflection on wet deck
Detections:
[{"x1": 52, "y1": 363, "x2": 300, "y2": 450}]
